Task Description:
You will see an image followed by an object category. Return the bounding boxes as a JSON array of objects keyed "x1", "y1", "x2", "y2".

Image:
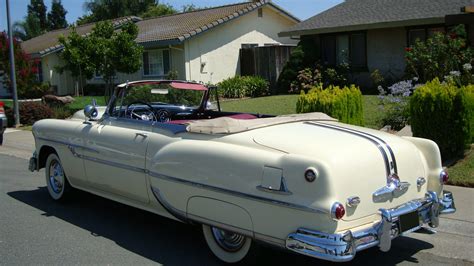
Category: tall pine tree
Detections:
[
  {"x1": 48, "y1": 0, "x2": 68, "y2": 30},
  {"x1": 27, "y1": 0, "x2": 48, "y2": 32}
]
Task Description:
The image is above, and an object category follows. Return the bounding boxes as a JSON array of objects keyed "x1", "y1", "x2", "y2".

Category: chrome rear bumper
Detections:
[{"x1": 286, "y1": 190, "x2": 456, "y2": 262}]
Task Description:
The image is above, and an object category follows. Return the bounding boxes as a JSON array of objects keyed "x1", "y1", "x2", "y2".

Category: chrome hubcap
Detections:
[
  {"x1": 49, "y1": 160, "x2": 64, "y2": 194},
  {"x1": 211, "y1": 227, "x2": 246, "y2": 252}
]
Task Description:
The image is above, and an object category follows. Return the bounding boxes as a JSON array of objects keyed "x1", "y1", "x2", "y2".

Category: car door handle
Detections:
[{"x1": 136, "y1": 132, "x2": 148, "y2": 138}]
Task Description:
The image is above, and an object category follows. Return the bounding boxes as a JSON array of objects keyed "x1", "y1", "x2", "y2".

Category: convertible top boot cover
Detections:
[{"x1": 186, "y1": 112, "x2": 337, "y2": 134}]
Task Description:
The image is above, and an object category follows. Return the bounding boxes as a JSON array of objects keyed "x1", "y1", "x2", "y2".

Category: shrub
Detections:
[
  {"x1": 410, "y1": 79, "x2": 473, "y2": 159},
  {"x1": 378, "y1": 80, "x2": 417, "y2": 130},
  {"x1": 289, "y1": 64, "x2": 350, "y2": 94},
  {"x1": 218, "y1": 76, "x2": 269, "y2": 98},
  {"x1": 405, "y1": 25, "x2": 473, "y2": 84},
  {"x1": 5, "y1": 101, "x2": 53, "y2": 126},
  {"x1": 296, "y1": 85, "x2": 363, "y2": 125},
  {"x1": 277, "y1": 37, "x2": 320, "y2": 94},
  {"x1": 17, "y1": 82, "x2": 51, "y2": 99}
]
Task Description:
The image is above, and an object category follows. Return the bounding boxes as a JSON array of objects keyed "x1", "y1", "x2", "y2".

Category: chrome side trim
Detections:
[
  {"x1": 68, "y1": 145, "x2": 146, "y2": 173},
  {"x1": 305, "y1": 122, "x2": 391, "y2": 176},
  {"x1": 150, "y1": 185, "x2": 188, "y2": 222},
  {"x1": 148, "y1": 171, "x2": 327, "y2": 214},
  {"x1": 38, "y1": 137, "x2": 99, "y2": 154}
]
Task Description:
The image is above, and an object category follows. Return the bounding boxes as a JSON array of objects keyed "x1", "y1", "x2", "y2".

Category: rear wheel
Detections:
[
  {"x1": 202, "y1": 224, "x2": 253, "y2": 263},
  {"x1": 45, "y1": 153, "x2": 71, "y2": 201}
]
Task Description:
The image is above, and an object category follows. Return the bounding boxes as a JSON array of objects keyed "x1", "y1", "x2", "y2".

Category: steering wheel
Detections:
[
  {"x1": 125, "y1": 101, "x2": 157, "y2": 122},
  {"x1": 156, "y1": 109, "x2": 171, "y2": 123}
]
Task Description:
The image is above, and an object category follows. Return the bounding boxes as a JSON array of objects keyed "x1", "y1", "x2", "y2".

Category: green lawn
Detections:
[
  {"x1": 448, "y1": 146, "x2": 474, "y2": 187},
  {"x1": 220, "y1": 95, "x2": 384, "y2": 129},
  {"x1": 66, "y1": 96, "x2": 106, "y2": 112}
]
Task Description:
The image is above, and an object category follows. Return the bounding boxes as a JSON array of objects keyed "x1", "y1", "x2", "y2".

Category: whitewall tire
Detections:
[
  {"x1": 45, "y1": 153, "x2": 70, "y2": 201},
  {"x1": 202, "y1": 224, "x2": 253, "y2": 263}
]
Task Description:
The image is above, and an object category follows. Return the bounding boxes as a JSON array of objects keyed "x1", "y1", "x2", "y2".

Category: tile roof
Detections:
[
  {"x1": 280, "y1": 0, "x2": 473, "y2": 36},
  {"x1": 21, "y1": 16, "x2": 141, "y2": 56},
  {"x1": 21, "y1": 1, "x2": 299, "y2": 56}
]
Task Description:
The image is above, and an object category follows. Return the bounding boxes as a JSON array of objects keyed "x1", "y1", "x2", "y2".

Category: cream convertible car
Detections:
[{"x1": 29, "y1": 80, "x2": 455, "y2": 263}]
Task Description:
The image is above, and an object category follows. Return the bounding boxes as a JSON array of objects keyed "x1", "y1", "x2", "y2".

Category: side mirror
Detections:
[{"x1": 84, "y1": 98, "x2": 98, "y2": 120}]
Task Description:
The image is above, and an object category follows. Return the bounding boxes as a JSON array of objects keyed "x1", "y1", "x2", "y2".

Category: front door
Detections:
[{"x1": 81, "y1": 117, "x2": 151, "y2": 203}]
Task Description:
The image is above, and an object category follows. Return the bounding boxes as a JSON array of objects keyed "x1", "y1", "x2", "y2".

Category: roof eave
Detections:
[{"x1": 279, "y1": 17, "x2": 445, "y2": 37}]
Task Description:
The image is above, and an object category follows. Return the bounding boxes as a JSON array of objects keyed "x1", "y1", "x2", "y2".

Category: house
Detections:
[
  {"x1": 279, "y1": 0, "x2": 474, "y2": 87},
  {"x1": 21, "y1": 0, "x2": 299, "y2": 95}
]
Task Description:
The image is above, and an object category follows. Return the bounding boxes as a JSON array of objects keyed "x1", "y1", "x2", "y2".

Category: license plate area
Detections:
[{"x1": 399, "y1": 211, "x2": 420, "y2": 233}]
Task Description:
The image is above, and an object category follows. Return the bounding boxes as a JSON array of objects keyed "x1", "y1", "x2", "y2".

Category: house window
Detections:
[
  {"x1": 408, "y1": 29, "x2": 426, "y2": 46},
  {"x1": 258, "y1": 8, "x2": 263, "y2": 18},
  {"x1": 321, "y1": 32, "x2": 367, "y2": 68},
  {"x1": 408, "y1": 26, "x2": 446, "y2": 46},
  {"x1": 143, "y1": 49, "x2": 170, "y2": 76}
]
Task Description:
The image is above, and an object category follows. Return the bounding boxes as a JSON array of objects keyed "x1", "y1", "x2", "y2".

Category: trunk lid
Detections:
[{"x1": 251, "y1": 121, "x2": 427, "y2": 221}]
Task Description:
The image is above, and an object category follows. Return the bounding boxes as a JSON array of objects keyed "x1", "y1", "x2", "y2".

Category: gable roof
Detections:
[
  {"x1": 280, "y1": 0, "x2": 472, "y2": 37},
  {"x1": 21, "y1": 0, "x2": 299, "y2": 57},
  {"x1": 136, "y1": 0, "x2": 299, "y2": 47},
  {"x1": 21, "y1": 16, "x2": 141, "y2": 57}
]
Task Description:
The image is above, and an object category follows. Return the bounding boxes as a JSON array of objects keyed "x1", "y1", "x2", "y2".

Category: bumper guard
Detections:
[{"x1": 286, "y1": 190, "x2": 456, "y2": 262}]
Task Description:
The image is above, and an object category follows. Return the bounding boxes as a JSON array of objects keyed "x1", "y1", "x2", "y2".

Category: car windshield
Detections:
[{"x1": 122, "y1": 84, "x2": 205, "y2": 108}]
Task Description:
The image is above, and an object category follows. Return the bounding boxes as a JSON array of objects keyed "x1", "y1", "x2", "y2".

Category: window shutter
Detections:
[
  {"x1": 143, "y1": 52, "x2": 149, "y2": 75},
  {"x1": 163, "y1": 50, "x2": 170, "y2": 75}
]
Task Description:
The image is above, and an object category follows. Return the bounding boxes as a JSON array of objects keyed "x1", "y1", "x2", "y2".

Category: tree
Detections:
[
  {"x1": 58, "y1": 21, "x2": 143, "y2": 98},
  {"x1": 14, "y1": 0, "x2": 51, "y2": 40},
  {"x1": 27, "y1": 0, "x2": 48, "y2": 31},
  {"x1": 0, "y1": 32, "x2": 40, "y2": 98},
  {"x1": 78, "y1": 0, "x2": 160, "y2": 24},
  {"x1": 48, "y1": 0, "x2": 68, "y2": 30},
  {"x1": 140, "y1": 3, "x2": 177, "y2": 18},
  {"x1": 13, "y1": 14, "x2": 43, "y2": 41}
]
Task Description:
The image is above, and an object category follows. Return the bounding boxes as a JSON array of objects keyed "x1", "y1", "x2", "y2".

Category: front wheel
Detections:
[
  {"x1": 45, "y1": 153, "x2": 71, "y2": 201},
  {"x1": 202, "y1": 224, "x2": 253, "y2": 263}
]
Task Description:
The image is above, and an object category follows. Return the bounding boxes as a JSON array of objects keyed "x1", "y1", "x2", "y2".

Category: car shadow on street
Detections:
[{"x1": 8, "y1": 187, "x2": 434, "y2": 265}]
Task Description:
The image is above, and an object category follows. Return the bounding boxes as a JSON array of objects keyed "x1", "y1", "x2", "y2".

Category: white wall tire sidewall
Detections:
[
  {"x1": 202, "y1": 224, "x2": 252, "y2": 263},
  {"x1": 45, "y1": 153, "x2": 65, "y2": 200}
]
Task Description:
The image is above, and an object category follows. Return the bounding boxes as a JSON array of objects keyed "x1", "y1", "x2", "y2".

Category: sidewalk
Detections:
[{"x1": 0, "y1": 129, "x2": 35, "y2": 160}]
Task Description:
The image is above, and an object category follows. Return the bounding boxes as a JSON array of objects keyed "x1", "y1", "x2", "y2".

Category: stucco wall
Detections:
[
  {"x1": 184, "y1": 6, "x2": 298, "y2": 84},
  {"x1": 41, "y1": 53, "x2": 78, "y2": 95}
]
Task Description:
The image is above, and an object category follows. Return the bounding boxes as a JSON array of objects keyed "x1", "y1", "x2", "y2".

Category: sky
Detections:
[{"x1": 0, "y1": 0, "x2": 343, "y2": 32}]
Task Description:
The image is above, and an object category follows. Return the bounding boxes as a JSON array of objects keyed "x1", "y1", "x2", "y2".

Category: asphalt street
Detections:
[{"x1": 0, "y1": 130, "x2": 473, "y2": 265}]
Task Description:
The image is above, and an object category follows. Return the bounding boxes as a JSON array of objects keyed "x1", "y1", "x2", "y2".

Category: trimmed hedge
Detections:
[
  {"x1": 218, "y1": 76, "x2": 269, "y2": 98},
  {"x1": 410, "y1": 79, "x2": 473, "y2": 159},
  {"x1": 5, "y1": 102, "x2": 54, "y2": 126},
  {"x1": 296, "y1": 85, "x2": 364, "y2": 125}
]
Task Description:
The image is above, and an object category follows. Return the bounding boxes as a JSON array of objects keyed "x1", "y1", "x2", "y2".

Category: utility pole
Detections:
[{"x1": 6, "y1": 0, "x2": 20, "y2": 127}]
